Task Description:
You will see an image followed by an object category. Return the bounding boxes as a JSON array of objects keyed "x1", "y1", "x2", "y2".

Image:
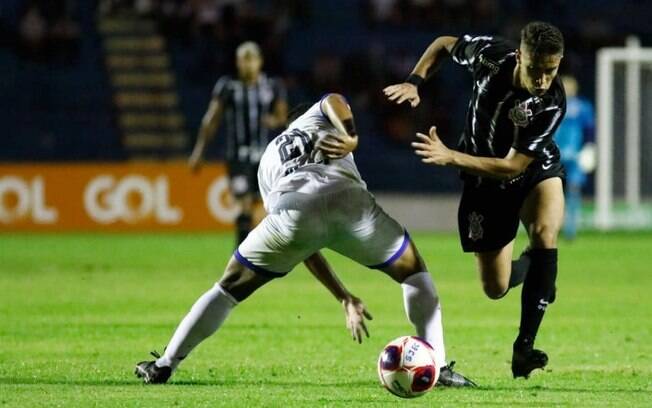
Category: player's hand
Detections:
[
  {"x1": 412, "y1": 126, "x2": 454, "y2": 166},
  {"x1": 316, "y1": 133, "x2": 358, "y2": 159},
  {"x1": 342, "y1": 295, "x2": 372, "y2": 344},
  {"x1": 262, "y1": 114, "x2": 279, "y2": 128},
  {"x1": 578, "y1": 142, "x2": 597, "y2": 173},
  {"x1": 383, "y1": 83, "x2": 421, "y2": 108}
]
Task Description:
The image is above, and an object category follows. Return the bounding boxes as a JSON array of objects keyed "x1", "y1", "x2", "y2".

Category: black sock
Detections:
[
  {"x1": 236, "y1": 214, "x2": 252, "y2": 246},
  {"x1": 515, "y1": 248, "x2": 558, "y2": 350},
  {"x1": 509, "y1": 248, "x2": 532, "y2": 289}
]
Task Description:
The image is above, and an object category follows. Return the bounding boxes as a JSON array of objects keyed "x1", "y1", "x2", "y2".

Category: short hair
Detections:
[
  {"x1": 236, "y1": 41, "x2": 262, "y2": 58},
  {"x1": 520, "y1": 22, "x2": 564, "y2": 56}
]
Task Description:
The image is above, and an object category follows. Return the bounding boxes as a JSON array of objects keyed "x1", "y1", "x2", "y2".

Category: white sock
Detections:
[
  {"x1": 156, "y1": 283, "x2": 238, "y2": 370},
  {"x1": 401, "y1": 271, "x2": 447, "y2": 367}
]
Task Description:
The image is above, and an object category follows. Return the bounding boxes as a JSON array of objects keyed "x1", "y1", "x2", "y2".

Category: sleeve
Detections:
[
  {"x1": 211, "y1": 76, "x2": 230, "y2": 101},
  {"x1": 272, "y1": 78, "x2": 288, "y2": 105},
  {"x1": 450, "y1": 34, "x2": 496, "y2": 73},
  {"x1": 513, "y1": 107, "x2": 565, "y2": 156}
]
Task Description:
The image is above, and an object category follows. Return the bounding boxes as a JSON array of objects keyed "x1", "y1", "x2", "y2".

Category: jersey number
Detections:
[{"x1": 276, "y1": 129, "x2": 320, "y2": 175}]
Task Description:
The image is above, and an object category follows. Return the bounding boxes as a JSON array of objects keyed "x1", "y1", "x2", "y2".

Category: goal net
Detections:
[{"x1": 595, "y1": 37, "x2": 652, "y2": 230}]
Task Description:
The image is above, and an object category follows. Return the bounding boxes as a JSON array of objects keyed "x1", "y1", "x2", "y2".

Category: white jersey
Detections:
[{"x1": 258, "y1": 99, "x2": 366, "y2": 211}]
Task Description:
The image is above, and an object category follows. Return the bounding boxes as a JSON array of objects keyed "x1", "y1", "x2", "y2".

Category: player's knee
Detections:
[
  {"x1": 218, "y1": 257, "x2": 269, "y2": 302},
  {"x1": 218, "y1": 262, "x2": 245, "y2": 293},
  {"x1": 386, "y1": 243, "x2": 427, "y2": 283},
  {"x1": 528, "y1": 222, "x2": 559, "y2": 248},
  {"x1": 482, "y1": 280, "x2": 509, "y2": 300}
]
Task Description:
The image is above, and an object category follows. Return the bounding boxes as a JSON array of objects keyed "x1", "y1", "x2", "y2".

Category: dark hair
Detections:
[
  {"x1": 287, "y1": 102, "x2": 312, "y2": 124},
  {"x1": 520, "y1": 22, "x2": 564, "y2": 56}
]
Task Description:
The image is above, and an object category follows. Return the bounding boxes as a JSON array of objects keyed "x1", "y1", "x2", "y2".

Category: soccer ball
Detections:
[{"x1": 377, "y1": 336, "x2": 439, "y2": 398}]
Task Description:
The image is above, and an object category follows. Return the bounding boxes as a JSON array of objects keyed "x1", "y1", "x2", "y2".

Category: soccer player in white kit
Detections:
[{"x1": 135, "y1": 94, "x2": 475, "y2": 387}]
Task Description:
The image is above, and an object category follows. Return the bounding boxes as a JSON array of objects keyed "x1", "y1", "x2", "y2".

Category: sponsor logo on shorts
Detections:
[{"x1": 468, "y1": 212, "x2": 484, "y2": 241}]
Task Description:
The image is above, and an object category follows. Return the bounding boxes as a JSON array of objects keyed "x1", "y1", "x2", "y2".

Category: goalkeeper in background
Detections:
[{"x1": 556, "y1": 75, "x2": 595, "y2": 240}]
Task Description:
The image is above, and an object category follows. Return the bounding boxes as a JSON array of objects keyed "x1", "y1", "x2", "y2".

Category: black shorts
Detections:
[
  {"x1": 458, "y1": 162, "x2": 565, "y2": 253},
  {"x1": 228, "y1": 161, "x2": 260, "y2": 198}
]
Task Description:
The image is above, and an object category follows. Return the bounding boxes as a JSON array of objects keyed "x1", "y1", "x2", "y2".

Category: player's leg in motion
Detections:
[
  {"x1": 234, "y1": 192, "x2": 255, "y2": 245},
  {"x1": 474, "y1": 236, "x2": 530, "y2": 294},
  {"x1": 381, "y1": 241, "x2": 445, "y2": 365},
  {"x1": 134, "y1": 258, "x2": 273, "y2": 384},
  {"x1": 230, "y1": 163, "x2": 262, "y2": 246},
  {"x1": 328, "y1": 186, "x2": 475, "y2": 386},
  {"x1": 512, "y1": 177, "x2": 564, "y2": 378},
  {"x1": 474, "y1": 240, "x2": 515, "y2": 300},
  {"x1": 380, "y1": 240, "x2": 476, "y2": 387}
]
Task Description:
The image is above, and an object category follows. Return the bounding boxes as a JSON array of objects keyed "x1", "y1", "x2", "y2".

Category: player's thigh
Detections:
[
  {"x1": 326, "y1": 188, "x2": 413, "y2": 279},
  {"x1": 237, "y1": 193, "x2": 327, "y2": 277},
  {"x1": 474, "y1": 239, "x2": 514, "y2": 299},
  {"x1": 219, "y1": 256, "x2": 274, "y2": 302},
  {"x1": 519, "y1": 177, "x2": 564, "y2": 248}
]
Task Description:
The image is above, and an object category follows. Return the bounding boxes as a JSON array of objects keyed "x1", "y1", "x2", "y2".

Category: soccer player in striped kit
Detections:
[
  {"x1": 385, "y1": 22, "x2": 567, "y2": 379},
  {"x1": 189, "y1": 41, "x2": 288, "y2": 245}
]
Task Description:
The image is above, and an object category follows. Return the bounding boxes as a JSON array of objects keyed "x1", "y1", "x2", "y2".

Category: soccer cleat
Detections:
[
  {"x1": 134, "y1": 351, "x2": 172, "y2": 384},
  {"x1": 436, "y1": 361, "x2": 477, "y2": 387},
  {"x1": 511, "y1": 347, "x2": 548, "y2": 379}
]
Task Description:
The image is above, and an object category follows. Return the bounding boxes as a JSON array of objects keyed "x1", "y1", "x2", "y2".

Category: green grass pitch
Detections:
[{"x1": 1, "y1": 232, "x2": 651, "y2": 407}]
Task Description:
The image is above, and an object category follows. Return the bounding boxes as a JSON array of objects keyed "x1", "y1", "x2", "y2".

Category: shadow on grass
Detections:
[
  {"x1": 0, "y1": 377, "x2": 376, "y2": 388},
  {"x1": 2, "y1": 377, "x2": 649, "y2": 397},
  {"x1": 478, "y1": 384, "x2": 651, "y2": 395}
]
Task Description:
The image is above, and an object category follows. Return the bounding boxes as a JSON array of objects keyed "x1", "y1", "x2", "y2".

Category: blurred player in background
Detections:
[
  {"x1": 556, "y1": 75, "x2": 595, "y2": 240},
  {"x1": 189, "y1": 41, "x2": 288, "y2": 246},
  {"x1": 385, "y1": 22, "x2": 566, "y2": 379},
  {"x1": 136, "y1": 94, "x2": 475, "y2": 387}
]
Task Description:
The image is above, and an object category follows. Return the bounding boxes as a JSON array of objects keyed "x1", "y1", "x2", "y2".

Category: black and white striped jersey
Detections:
[
  {"x1": 450, "y1": 35, "x2": 566, "y2": 174},
  {"x1": 212, "y1": 74, "x2": 287, "y2": 164}
]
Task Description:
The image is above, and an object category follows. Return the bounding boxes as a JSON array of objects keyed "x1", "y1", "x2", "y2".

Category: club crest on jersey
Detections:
[
  {"x1": 508, "y1": 100, "x2": 533, "y2": 127},
  {"x1": 468, "y1": 212, "x2": 484, "y2": 241}
]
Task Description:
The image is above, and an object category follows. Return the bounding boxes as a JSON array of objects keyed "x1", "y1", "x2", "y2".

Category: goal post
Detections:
[{"x1": 595, "y1": 37, "x2": 652, "y2": 230}]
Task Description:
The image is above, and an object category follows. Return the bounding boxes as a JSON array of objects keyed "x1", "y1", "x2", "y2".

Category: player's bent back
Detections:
[{"x1": 238, "y1": 96, "x2": 408, "y2": 277}]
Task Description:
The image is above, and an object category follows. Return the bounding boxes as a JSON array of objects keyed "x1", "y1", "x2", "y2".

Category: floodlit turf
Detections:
[{"x1": 1, "y1": 231, "x2": 651, "y2": 407}]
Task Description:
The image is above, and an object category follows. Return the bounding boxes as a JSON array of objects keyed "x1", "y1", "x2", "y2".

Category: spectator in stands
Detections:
[{"x1": 16, "y1": 0, "x2": 80, "y2": 63}]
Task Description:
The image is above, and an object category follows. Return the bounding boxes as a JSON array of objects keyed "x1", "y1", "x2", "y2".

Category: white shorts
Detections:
[{"x1": 235, "y1": 186, "x2": 409, "y2": 277}]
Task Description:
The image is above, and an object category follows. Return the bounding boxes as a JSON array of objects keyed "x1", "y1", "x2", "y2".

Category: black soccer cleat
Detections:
[
  {"x1": 511, "y1": 347, "x2": 548, "y2": 379},
  {"x1": 135, "y1": 351, "x2": 172, "y2": 384},
  {"x1": 436, "y1": 361, "x2": 478, "y2": 387}
]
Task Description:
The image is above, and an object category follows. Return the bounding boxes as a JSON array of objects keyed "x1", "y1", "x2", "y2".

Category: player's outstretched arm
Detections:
[
  {"x1": 189, "y1": 99, "x2": 223, "y2": 171},
  {"x1": 303, "y1": 252, "x2": 373, "y2": 344},
  {"x1": 412, "y1": 126, "x2": 534, "y2": 180},
  {"x1": 317, "y1": 94, "x2": 359, "y2": 159},
  {"x1": 383, "y1": 36, "x2": 458, "y2": 108}
]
